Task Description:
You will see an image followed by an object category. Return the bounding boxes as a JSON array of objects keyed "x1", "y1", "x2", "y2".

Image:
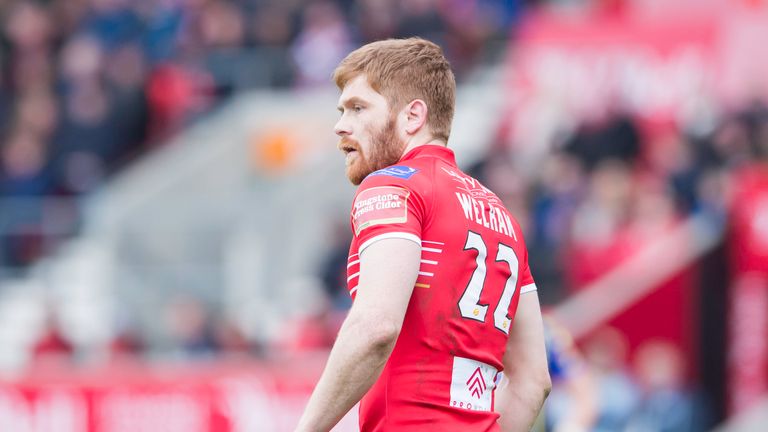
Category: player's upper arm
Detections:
[
  {"x1": 345, "y1": 167, "x2": 426, "y2": 340},
  {"x1": 345, "y1": 237, "x2": 421, "y2": 340},
  {"x1": 502, "y1": 292, "x2": 550, "y2": 388}
]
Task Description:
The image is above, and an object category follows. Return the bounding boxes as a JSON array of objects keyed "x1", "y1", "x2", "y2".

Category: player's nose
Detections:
[{"x1": 334, "y1": 116, "x2": 351, "y2": 137}]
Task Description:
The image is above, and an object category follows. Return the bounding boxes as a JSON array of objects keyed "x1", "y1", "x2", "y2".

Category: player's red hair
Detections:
[{"x1": 333, "y1": 37, "x2": 456, "y2": 143}]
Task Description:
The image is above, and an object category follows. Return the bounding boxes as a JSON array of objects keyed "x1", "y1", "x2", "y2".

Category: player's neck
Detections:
[{"x1": 401, "y1": 132, "x2": 447, "y2": 157}]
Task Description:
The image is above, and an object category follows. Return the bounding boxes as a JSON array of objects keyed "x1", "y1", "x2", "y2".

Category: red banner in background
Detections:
[
  {"x1": 501, "y1": 2, "x2": 768, "y2": 158},
  {"x1": 511, "y1": 10, "x2": 719, "y2": 116},
  {"x1": 0, "y1": 357, "x2": 357, "y2": 432},
  {"x1": 503, "y1": 6, "x2": 719, "y2": 155}
]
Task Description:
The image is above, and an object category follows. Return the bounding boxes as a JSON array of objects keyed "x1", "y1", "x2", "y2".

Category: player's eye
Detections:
[{"x1": 353, "y1": 105, "x2": 363, "y2": 113}]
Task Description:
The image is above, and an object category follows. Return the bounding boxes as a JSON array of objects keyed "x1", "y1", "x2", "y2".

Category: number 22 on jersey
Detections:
[{"x1": 457, "y1": 231, "x2": 519, "y2": 334}]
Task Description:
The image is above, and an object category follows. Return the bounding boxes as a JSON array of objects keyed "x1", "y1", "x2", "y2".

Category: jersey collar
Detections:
[{"x1": 399, "y1": 144, "x2": 457, "y2": 167}]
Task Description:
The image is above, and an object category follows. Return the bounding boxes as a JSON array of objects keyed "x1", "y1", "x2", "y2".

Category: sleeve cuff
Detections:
[
  {"x1": 359, "y1": 232, "x2": 421, "y2": 254},
  {"x1": 520, "y1": 283, "x2": 538, "y2": 294}
]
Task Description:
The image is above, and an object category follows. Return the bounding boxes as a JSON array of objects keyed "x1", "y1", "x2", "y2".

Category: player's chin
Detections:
[
  {"x1": 347, "y1": 171, "x2": 366, "y2": 186},
  {"x1": 346, "y1": 165, "x2": 371, "y2": 185}
]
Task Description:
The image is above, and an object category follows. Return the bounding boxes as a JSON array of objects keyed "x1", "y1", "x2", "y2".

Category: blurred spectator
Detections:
[
  {"x1": 103, "y1": 42, "x2": 150, "y2": 162},
  {"x1": 532, "y1": 152, "x2": 585, "y2": 248},
  {"x1": 566, "y1": 160, "x2": 634, "y2": 289},
  {"x1": 708, "y1": 114, "x2": 754, "y2": 170},
  {"x1": 49, "y1": 0, "x2": 89, "y2": 37},
  {"x1": 695, "y1": 168, "x2": 729, "y2": 224},
  {"x1": 198, "y1": 0, "x2": 245, "y2": 50},
  {"x1": 528, "y1": 151, "x2": 585, "y2": 303},
  {"x1": 626, "y1": 175, "x2": 678, "y2": 242},
  {"x1": 352, "y1": 0, "x2": 398, "y2": 43},
  {"x1": 198, "y1": 0, "x2": 247, "y2": 96},
  {"x1": 541, "y1": 316, "x2": 598, "y2": 432},
  {"x1": 644, "y1": 127, "x2": 700, "y2": 213},
  {"x1": 583, "y1": 326, "x2": 641, "y2": 432},
  {"x1": 82, "y1": 0, "x2": 143, "y2": 50},
  {"x1": 15, "y1": 88, "x2": 59, "y2": 140},
  {"x1": 146, "y1": 63, "x2": 214, "y2": 139},
  {"x1": 3, "y1": 1, "x2": 55, "y2": 94},
  {"x1": 626, "y1": 340, "x2": 708, "y2": 432},
  {"x1": 564, "y1": 113, "x2": 641, "y2": 172},
  {"x1": 31, "y1": 313, "x2": 75, "y2": 365},
  {"x1": 213, "y1": 316, "x2": 254, "y2": 357},
  {"x1": 291, "y1": 1, "x2": 352, "y2": 87},
  {"x1": 319, "y1": 222, "x2": 354, "y2": 310},
  {"x1": 0, "y1": 127, "x2": 52, "y2": 197},
  {"x1": 108, "y1": 323, "x2": 146, "y2": 362},
  {"x1": 571, "y1": 160, "x2": 632, "y2": 247},
  {"x1": 248, "y1": 3, "x2": 296, "y2": 87},
  {"x1": 250, "y1": 3, "x2": 296, "y2": 48},
  {"x1": 0, "y1": 126, "x2": 52, "y2": 265},
  {"x1": 165, "y1": 295, "x2": 219, "y2": 359},
  {"x1": 278, "y1": 296, "x2": 344, "y2": 353},
  {"x1": 396, "y1": 0, "x2": 448, "y2": 47}
]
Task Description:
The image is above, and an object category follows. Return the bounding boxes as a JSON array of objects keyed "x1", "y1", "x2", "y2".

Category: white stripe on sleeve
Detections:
[{"x1": 359, "y1": 232, "x2": 421, "y2": 254}]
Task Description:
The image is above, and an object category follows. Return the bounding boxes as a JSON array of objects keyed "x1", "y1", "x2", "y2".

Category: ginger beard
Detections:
[{"x1": 341, "y1": 114, "x2": 406, "y2": 185}]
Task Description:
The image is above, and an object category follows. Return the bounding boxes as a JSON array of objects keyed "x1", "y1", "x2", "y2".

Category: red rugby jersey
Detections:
[{"x1": 346, "y1": 145, "x2": 537, "y2": 431}]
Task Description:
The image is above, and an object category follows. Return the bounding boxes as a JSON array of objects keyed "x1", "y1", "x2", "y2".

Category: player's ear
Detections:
[{"x1": 404, "y1": 99, "x2": 428, "y2": 135}]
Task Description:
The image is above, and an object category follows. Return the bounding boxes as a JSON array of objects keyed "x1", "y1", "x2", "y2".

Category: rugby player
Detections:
[{"x1": 296, "y1": 37, "x2": 551, "y2": 432}]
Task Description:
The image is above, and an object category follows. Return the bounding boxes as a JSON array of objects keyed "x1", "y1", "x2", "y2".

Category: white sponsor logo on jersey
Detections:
[{"x1": 449, "y1": 356, "x2": 498, "y2": 412}]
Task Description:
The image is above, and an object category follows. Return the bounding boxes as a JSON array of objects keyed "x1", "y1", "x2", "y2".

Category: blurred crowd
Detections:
[
  {"x1": 0, "y1": 0, "x2": 521, "y2": 268},
  {"x1": 542, "y1": 322, "x2": 710, "y2": 432},
  {"x1": 32, "y1": 294, "x2": 257, "y2": 365}
]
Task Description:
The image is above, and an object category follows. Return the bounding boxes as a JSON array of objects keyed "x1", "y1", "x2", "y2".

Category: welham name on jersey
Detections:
[
  {"x1": 455, "y1": 192, "x2": 517, "y2": 240},
  {"x1": 441, "y1": 167, "x2": 518, "y2": 241}
]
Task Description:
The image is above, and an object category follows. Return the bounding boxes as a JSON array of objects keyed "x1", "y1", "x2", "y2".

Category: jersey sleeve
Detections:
[{"x1": 350, "y1": 168, "x2": 428, "y2": 253}]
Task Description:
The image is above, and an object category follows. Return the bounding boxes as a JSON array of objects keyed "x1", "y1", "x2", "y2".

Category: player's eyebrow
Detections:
[{"x1": 337, "y1": 96, "x2": 367, "y2": 113}]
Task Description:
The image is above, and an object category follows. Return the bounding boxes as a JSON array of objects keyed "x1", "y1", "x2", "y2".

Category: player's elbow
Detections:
[
  {"x1": 366, "y1": 320, "x2": 400, "y2": 353},
  {"x1": 506, "y1": 364, "x2": 551, "y2": 402},
  {"x1": 531, "y1": 365, "x2": 552, "y2": 402},
  {"x1": 526, "y1": 371, "x2": 552, "y2": 406},
  {"x1": 539, "y1": 370, "x2": 552, "y2": 400},
  {"x1": 347, "y1": 314, "x2": 401, "y2": 355}
]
